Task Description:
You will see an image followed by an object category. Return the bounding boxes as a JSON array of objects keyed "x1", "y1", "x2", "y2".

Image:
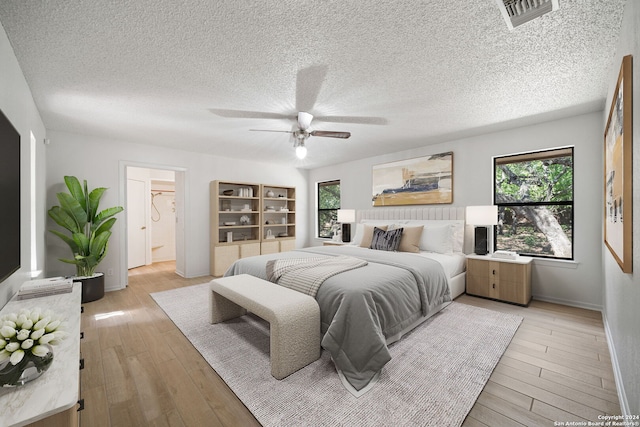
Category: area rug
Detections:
[{"x1": 151, "y1": 283, "x2": 522, "y2": 427}]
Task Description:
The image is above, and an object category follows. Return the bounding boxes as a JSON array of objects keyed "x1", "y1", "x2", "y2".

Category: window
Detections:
[
  {"x1": 317, "y1": 180, "x2": 340, "y2": 238},
  {"x1": 494, "y1": 147, "x2": 574, "y2": 260}
]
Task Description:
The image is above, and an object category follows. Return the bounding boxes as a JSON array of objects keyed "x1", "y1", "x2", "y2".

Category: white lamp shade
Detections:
[
  {"x1": 466, "y1": 205, "x2": 498, "y2": 226},
  {"x1": 337, "y1": 209, "x2": 356, "y2": 223}
]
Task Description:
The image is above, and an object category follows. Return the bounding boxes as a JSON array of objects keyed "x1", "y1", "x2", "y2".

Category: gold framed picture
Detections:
[
  {"x1": 372, "y1": 152, "x2": 453, "y2": 206},
  {"x1": 604, "y1": 55, "x2": 633, "y2": 273}
]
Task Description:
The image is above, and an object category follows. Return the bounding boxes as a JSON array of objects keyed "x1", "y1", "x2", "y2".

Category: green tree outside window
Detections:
[
  {"x1": 494, "y1": 147, "x2": 574, "y2": 259},
  {"x1": 318, "y1": 180, "x2": 340, "y2": 238}
]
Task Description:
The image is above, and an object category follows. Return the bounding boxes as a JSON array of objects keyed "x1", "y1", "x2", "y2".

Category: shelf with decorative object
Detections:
[
  {"x1": 262, "y1": 184, "x2": 295, "y2": 247},
  {"x1": 211, "y1": 181, "x2": 296, "y2": 276}
]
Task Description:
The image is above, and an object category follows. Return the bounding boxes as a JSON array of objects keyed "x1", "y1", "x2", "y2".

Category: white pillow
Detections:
[
  {"x1": 405, "y1": 220, "x2": 464, "y2": 253},
  {"x1": 352, "y1": 223, "x2": 366, "y2": 246},
  {"x1": 451, "y1": 223, "x2": 464, "y2": 253},
  {"x1": 419, "y1": 224, "x2": 455, "y2": 254}
]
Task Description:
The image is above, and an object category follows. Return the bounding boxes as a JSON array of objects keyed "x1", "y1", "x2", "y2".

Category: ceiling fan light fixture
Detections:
[
  {"x1": 297, "y1": 112, "x2": 314, "y2": 130},
  {"x1": 294, "y1": 138, "x2": 307, "y2": 159},
  {"x1": 295, "y1": 144, "x2": 307, "y2": 159}
]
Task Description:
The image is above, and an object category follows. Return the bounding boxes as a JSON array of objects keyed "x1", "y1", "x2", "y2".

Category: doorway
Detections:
[
  {"x1": 127, "y1": 167, "x2": 178, "y2": 270},
  {"x1": 120, "y1": 163, "x2": 187, "y2": 287}
]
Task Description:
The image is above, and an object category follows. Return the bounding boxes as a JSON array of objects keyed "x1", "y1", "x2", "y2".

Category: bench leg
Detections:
[
  {"x1": 209, "y1": 289, "x2": 246, "y2": 324},
  {"x1": 269, "y1": 306, "x2": 321, "y2": 380}
]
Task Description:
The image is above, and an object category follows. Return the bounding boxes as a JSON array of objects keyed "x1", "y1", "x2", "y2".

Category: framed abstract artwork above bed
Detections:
[{"x1": 372, "y1": 151, "x2": 453, "y2": 206}]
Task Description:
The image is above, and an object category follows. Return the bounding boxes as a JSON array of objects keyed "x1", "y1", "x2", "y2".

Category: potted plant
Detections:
[{"x1": 48, "y1": 176, "x2": 124, "y2": 303}]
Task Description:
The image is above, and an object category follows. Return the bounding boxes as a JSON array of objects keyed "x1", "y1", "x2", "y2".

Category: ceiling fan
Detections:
[
  {"x1": 250, "y1": 112, "x2": 351, "y2": 159},
  {"x1": 209, "y1": 65, "x2": 387, "y2": 159}
]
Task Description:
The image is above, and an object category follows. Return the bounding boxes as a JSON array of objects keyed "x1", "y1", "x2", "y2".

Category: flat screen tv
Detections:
[{"x1": 0, "y1": 109, "x2": 21, "y2": 284}]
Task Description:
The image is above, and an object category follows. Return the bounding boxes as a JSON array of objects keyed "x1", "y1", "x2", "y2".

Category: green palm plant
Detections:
[{"x1": 48, "y1": 176, "x2": 124, "y2": 277}]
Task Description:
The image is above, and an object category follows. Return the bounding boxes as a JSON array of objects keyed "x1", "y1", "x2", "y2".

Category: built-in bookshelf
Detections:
[{"x1": 210, "y1": 181, "x2": 296, "y2": 276}]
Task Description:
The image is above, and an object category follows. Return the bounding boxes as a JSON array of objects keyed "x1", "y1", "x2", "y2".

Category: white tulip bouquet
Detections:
[{"x1": 0, "y1": 308, "x2": 68, "y2": 386}]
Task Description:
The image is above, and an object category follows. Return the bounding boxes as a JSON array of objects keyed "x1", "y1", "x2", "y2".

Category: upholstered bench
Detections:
[{"x1": 209, "y1": 274, "x2": 321, "y2": 379}]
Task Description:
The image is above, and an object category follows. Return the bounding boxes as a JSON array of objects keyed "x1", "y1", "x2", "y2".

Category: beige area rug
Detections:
[{"x1": 151, "y1": 283, "x2": 522, "y2": 427}]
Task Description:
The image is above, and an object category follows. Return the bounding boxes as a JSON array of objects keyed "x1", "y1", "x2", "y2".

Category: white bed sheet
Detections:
[{"x1": 416, "y1": 251, "x2": 467, "y2": 278}]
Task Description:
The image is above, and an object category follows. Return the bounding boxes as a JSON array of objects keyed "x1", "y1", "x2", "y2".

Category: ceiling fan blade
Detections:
[
  {"x1": 296, "y1": 65, "x2": 328, "y2": 113},
  {"x1": 297, "y1": 112, "x2": 314, "y2": 131},
  {"x1": 313, "y1": 115, "x2": 388, "y2": 125},
  {"x1": 249, "y1": 129, "x2": 294, "y2": 134},
  {"x1": 210, "y1": 109, "x2": 291, "y2": 120},
  {"x1": 310, "y1": 130, "x2": 351, "y2": 139}
]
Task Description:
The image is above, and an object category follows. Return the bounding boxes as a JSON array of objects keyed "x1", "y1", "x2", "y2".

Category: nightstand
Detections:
[{"x1": 466, "y1": 254, "x2": 533, "y2": 306}]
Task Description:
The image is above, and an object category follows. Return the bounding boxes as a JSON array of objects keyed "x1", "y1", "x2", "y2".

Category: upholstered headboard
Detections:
[
  {"x1": 357, "y1": 207, "x2": 465, "y2": 222},
  {"x1": 356, "y1": 207, "x2": 472, "y2": 254}
]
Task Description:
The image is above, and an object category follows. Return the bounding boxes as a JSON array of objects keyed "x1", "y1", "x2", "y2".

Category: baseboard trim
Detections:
[
  {"x1": 105, "y1": 283, "x2": 125, "y2": 292},
  {"x1": 602, "y1": 311, "x2": 630, "y2": 417},
  {"x1": 532, "y1": 295, "x2": 602, "y2": 312},
  {"x1": 182, "y1": 269, "x2": 210, "y2": 278}
]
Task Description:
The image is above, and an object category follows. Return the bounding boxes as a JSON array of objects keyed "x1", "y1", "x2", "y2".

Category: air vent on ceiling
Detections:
[{"x1": 495, "y1": 0, "x2": 559, "y2": 29}]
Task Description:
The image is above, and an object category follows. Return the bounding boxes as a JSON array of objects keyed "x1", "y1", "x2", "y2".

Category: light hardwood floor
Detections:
[{"x1": 80, "y1": 261, "x2": 620, "y2": 426}]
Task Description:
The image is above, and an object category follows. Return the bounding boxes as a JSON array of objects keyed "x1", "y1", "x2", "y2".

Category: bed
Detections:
[{"x1": 223, "y1": 207, "x2": 469, "y2": 395}]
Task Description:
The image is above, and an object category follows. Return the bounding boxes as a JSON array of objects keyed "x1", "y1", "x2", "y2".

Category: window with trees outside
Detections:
[
  {"x1": 318, "y1": 180, "x2": 340, "y2": 238},
  {"x1": 494, "y1": 147, "x2": 574, "y2": 260}
]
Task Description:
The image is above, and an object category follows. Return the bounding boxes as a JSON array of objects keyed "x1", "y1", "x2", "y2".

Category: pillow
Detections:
[
  {"x1": 353, "y1": 221, "x2": 395, "y2": 246},
  {"x1": 352, "y1": 223, "x2": 364, "y2": 245},
  {"x1": 359, "y1": 224, "x2": 388, "y2": 248},
  {"x1": 397, "y1": 226, "x2": 424, "y2": 253},
  {"x1": 369, "y1": 227, "x2": 403, "y2": 251},
  {"x1": 404, "y1": 220, "x2": 464, "y2": 253},
  {"x1": 419, "y1": 224, "x2": 454, "y2": 254},
  {"x1": 450, "y1": 223, "x2": 464, "y2": 253}
]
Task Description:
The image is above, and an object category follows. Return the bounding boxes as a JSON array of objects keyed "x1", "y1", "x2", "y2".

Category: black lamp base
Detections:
[
  {"x1": 342, "y1": 223, "x2": 351, "y2": 243},
  {"x1": 474, "y1": 226, "x2": 488, "y2": 255}
]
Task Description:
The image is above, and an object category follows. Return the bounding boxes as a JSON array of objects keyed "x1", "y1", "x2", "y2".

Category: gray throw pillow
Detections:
[{"x1": 369, "y1": 227, "x2": 403, "y2": 251}]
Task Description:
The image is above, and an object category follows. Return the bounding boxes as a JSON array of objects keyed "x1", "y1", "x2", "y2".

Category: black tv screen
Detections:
[{"x1": 0, "y1": 110, "x2": 21, "y2": 284}]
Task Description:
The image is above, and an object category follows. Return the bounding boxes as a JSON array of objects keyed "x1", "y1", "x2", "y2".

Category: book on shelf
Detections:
[{"x1": 17, "y1": 277, "x2": 74, "y2": 300}]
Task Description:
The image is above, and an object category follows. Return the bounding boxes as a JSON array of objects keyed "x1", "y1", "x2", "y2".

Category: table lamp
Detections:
[
  {"x1": 466, "y1": 205, "x2": 498, "y2": 255},
  {"x1": 337, "y1": 209, "x2": 356, "y2": 243}
]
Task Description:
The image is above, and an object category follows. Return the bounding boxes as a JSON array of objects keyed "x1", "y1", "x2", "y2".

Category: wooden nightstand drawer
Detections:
[{"x1": 466, "y1": 255, "x2": 532, "y2": 306}]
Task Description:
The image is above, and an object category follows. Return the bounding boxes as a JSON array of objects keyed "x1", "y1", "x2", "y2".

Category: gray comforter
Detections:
[{"x1": 224, "y1": 245, "x2": 451, "y2": 391}]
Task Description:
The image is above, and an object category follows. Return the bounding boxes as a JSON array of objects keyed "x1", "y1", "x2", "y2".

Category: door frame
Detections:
[{"x1": 119, "y1": 160, "x2": 188, "y2": 288}]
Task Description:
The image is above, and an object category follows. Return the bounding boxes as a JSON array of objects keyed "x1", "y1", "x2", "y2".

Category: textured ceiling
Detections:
[{"x1": 0, "y1": 0, "x2": 627, "y2": 169}]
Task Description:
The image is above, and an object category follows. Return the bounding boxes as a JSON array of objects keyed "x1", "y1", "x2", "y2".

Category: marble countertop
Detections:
[{"x1": 0, "y1": 283, "x2": 81, "y2": 427}]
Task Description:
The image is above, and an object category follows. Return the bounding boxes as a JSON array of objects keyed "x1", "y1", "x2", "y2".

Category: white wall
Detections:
[
  {"x1": 150, "y1": 177, "x2": 176, "y2": 263},
  {"x1": 45, "y1": 130, "x2": 309, "y2": 291},
  {"x1": 0, "y1": 22, "x2": 47, "y2": 309},
  {"x1": 308, "y1": 112, "x2": 604, "y2": 309},
  {"x1": 602, "y1": 0, "x2": 639, "y2": 416}
]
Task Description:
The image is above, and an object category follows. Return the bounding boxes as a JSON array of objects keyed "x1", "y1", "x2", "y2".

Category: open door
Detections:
[{"x1": 127, "y1": 178, "x2": 147, "y2": 269}]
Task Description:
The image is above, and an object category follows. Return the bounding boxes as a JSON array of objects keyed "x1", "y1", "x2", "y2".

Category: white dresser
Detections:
[{"x1": 0, "y1": 283, "x2": 82, "y2": 427}]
